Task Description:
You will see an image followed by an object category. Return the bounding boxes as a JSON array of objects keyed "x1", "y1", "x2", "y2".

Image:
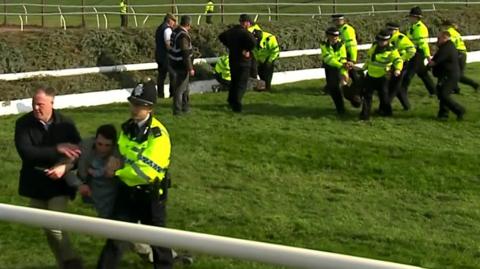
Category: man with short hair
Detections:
[
  {"x1": 428, "y1": 31, "x2": 465, "y2": 120},
  {"x1": 14, "y1": 87, "x2": 83, "y2": 269},
  {"x1": 169, "y1": 15, "x2": 194, "y2": 116},
  {"x1": 155, "y1": 13, "x2": 177, "y2": 98},
  {"x1": 219, "y1": 14, "x2": 257, "y2": 112},
  {"x1": 96, "y1": 78, "x2": 174, "y2": 269}
]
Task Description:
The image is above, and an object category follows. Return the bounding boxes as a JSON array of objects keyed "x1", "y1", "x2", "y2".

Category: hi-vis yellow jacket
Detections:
[
  {"x1": 253, "y1": 31, "x2": 280, "y2": 64},
  {"x1": 215, "y1": 55, "x2": 231, "y2": 81},
  {"x1": 364, "y1": 43, "x2": 403, "y2": 78},
  {"x1": 119, "y1": 0, "x2": 127, "y2": 14},
  {"x1": 205, "y1": 1, "x2": 214, "y2": 13},
  {"x1": 390, "y1": 31, "x2": 416, "y2": 62},
  {"x1": 320, "y1": 40, "x2": 348, "y2": 76},
  {"x1": 116, "y1": 116, "x2": 171, "y2": 192},
  {"x1": 446, "y1": 26, "x2": 467, "y2": 52},
  {"x1": 407, "y1": 20, "x2": 430, "y2": 57},
  {"x1": 339, "y1": 23, "x2": 358, "y2": 62}
]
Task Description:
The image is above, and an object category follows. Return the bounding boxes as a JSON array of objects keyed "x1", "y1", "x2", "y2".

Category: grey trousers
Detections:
[
  {"x1": 171, "y1": 69, "x2": 190, "y2": 115},
  {"x1": 30, "y1": 196, "x2": 80, "y2": 268}
]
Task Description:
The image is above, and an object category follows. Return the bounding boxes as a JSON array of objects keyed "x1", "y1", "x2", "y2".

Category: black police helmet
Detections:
[
  {"x1": 128, "y1": 78, "x2": 157, "y2": 106},
  {"x1": 325, "y1": 27, "x2": 340, "y2": 36},
  {"x1": 409, "y1": 6, "x2": 422, "y2": 17},
  {"x1": 376, "y1": 29, "x2": 391, "y2": 41},
  {"x1": 386, "y1": 22, "x2": 400, "y2": 30},
  {"x1": 331, "y1": 14, "x2": 345, "y2": 20}
]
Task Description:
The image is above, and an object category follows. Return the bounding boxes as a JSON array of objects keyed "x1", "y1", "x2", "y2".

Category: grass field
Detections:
[
  {"x1": 1, "y1": 65, "x2": 480, "y2": 268},
  {"x1": 1, "y1": 0, "x2": 477, "y2": 28}
]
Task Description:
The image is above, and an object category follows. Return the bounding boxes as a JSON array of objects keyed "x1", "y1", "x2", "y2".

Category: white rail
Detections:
[
  {"x1": 0, "y1": 203, "x2": 424, "y2": 269},
  {"x1": 1, "y1": 35, "x2": 480, "y2": 82}
]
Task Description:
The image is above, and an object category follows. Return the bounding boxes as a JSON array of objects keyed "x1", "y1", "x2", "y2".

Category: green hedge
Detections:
[{"x1": 1, "y1": 8, "x2": 480, "y2": 100}]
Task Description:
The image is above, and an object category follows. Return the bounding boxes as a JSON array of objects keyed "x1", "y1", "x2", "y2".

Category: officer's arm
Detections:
[
  {"x1": 391, "y1": 50, "x2": 403, "y2": 71},
  {"x1": 345, "y1": 27, "x2": 358, "y2": 62},
  {"x1": 321, "y1": 45, "x2": 343, "y2": 69},
  {"x1": 138, "y1": 128, "x2": 171, "y2": 182},
  {"x1": 402, "y1": 38, "x2": 417, "y2": 61},
  {"x1": 267, "y1": 36, "x2": 280, "y2": 63},
  {"x1": 417, "y1": 26, "x2": 431, "y2": 57}
]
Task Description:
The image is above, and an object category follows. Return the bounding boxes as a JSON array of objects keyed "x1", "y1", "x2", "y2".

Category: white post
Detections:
[
  {"x1": 254, "y1": 14, "x2": 259, "y2": 22},
  {"x1": 103, "y1": 13, "x2": 108, "y2": 29},
  {"x1": 18, "y1": 15, "x2": 23, "y2": 31},
  {"x1": 268, "y1": 7, "x2": 271, "y2": 22},
  {"x1": 0, "y1": 204, "x2": 426, "y2": 269},
  {"x1": 142, "y1": 15, "x2": 150, "y2": 27},
  {"x1": 129, "y1": 6, "x2": 137, "y2": 27},
  {"x1": 197, "y1": 14, "x2": 202, "y2": 25},
  {"x1": 22, "y1": 4, "x2": 28, "y2": 24},
  {"x1": 93, "y1": 7, "x2": 100, "y2": 29}
]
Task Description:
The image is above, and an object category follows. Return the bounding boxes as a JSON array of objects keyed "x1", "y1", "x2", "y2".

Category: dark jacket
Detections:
[
  {"x1": 432, "y1": 40, "x2": 460, "y2": 79},
  {"x1": 155, "y1": 22, "x2": 172, "y2": 63},
  {"x1": 168, "y1": 26, "x2": 193, "y2": 71},
  {"x1": 219, "y1": 25, "x2": 256, "y2": 67},
  {"x1": 14, "y1": 110, "x2": 81, "y2": 200}
]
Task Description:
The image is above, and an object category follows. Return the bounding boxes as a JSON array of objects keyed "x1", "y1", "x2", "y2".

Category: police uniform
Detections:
[
  {"x1": 218, "y1": 14, "x2": 256, "y2": 112},
  {"x1": 97, "y1": 80, "x2": 173, "y2": 269},
  {"x1": 213, "y1": 54, "x2": 231, "y2": 91},
  {"x1": 205, "y1": 1, "x2": 214, "y2": 24},
  {"x1": 361, "y1": 30, "x2": 403, "y2": 120},
  {"x1": 252, "y1": 29, "x2": 280, "y2": 91},
  {"x1": 386, "y1": 22, "x2": 416, "y2": 110},
  {"x1": 321, "y1": 27, "x2": 348, "y2": 114},
  {"x1": 119, "y1": 0, "x2": 127, "y2": 27},
  {"x1": 403, "y1": 6, "x2": 436, "y2": 97},
  {"x1": 444, "y1": 23, "x2": 479, "y2": 92}
]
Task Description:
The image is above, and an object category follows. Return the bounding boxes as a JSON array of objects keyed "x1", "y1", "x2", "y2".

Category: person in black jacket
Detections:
[
  {"x1": 169, "y1": 15, "x2": 194, "y2": 116},
  {"x1": 428, "y1": 31, "x2": 465, "y2": 120},
  {"x1": 14, "y1": 87, "x2": 84, "y2": 269},
  {"x1": 155, "y1": 13, "x2": 177, "y2": 98},
  {"x1": 218, "y1": 14, "x2": 257, "y2": 112}
]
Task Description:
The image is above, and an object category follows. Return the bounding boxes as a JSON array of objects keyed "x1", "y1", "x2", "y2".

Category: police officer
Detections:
[
  {"x1": 331, "y1": 14, "x2": 357, "y2": 63},
  {"x1": 442, "y1": 20, "x2": 479, "y2": 93},
  {"x1": 213, "y1": 54, "x2": 231, "y2": 92},
  {"x1": 169, "y1": 15, "x2": 194, "y2": 116},
  {"x1": 321, "y1": 27, "x2": 350, "y2": 114},
  {"x1": 361, "y1": 30, "x2": 403, "y2": 120},
  {"x1": 252, "y1": 29, "x2": 280, "y2": 91},
  {"x1": 403, "y1": 6, "x2": 436, "y2": 99},
  {"x1": 155, "y1": 13, "x2": 177, "y2": 98},
  {"x1": 119, "y1": 0, "x2": 127, "y2": 28},
  {"x1": 428, "y1": 31, "x2": 465, "y2": 120},
  {"x1": 386, "y1": 22, "x2": 416, "y2": 110},
  {"x1": 97, "y1": 78, "x2": 174, "y2": 269},
  {"x1": 218, "y1": 14, "x2": 256, "y2": 112},
  {"x1": 204, "y1": 1, "x2": 214, "y2": 24}
]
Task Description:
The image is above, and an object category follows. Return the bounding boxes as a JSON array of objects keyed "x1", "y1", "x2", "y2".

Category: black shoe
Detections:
[
  {"x1": 174, "y1": 255, "x2": 194, "y2": 266},
  {"x1": 63, "y1": 258, "x2": 84, "y2": 269},
  {"x1": 457, "y1": 110, "x2": 465, "y2": 121}
]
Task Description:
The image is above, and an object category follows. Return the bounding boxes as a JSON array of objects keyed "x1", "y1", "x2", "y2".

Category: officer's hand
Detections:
[
  {"x1": 189, "y1": 69, "x2": 195, "y2": 77},
  {"x1": 57, "y1": 143, "x2": 81, "y2": 160},
  {"x1": 393, "y1": 70, "x2": 401, "y2": 77},
  {"x1": 78, "y1": 184, "x2": 92, "y2": 197}
]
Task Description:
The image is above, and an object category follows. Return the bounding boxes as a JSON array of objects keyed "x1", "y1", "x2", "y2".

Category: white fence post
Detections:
[
  {"x1": 103, "y1": 13, "x2": 108, "y2": 29},
  {"x1": 129, "y1": 6, "x2": 137, "y2": 27},
  {"x1": 18, "y1": 15, "x2": 23, "y2": 31},
  {"x1": 93, "y1": 7, "x2": 100, "y2": 29},
  {"x1": 22, "y1": 4, "x2": 28, "y2": 24}
]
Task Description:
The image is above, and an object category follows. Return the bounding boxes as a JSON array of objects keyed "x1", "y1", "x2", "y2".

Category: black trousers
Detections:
[
  {"x1": 324, "y1": 65, "x2": 345, "y2": 114},
  {"x1": 402, "y1": 52, "x2": 436, "y2": 95},
  {"x1": 457, "y1": 52, "x2": 479, "y2": 90},
  {"x1": 361, "y1": 75, "x2": 391, "y2": 120},
  {"x1": 214, "y1": 73, "x2": 230, "y2": 90},
  {"x1": 206, "y1": 12, "x2": 213, "y2": 24},
  {"x1": 228, "y1": 64, "x2": 251, "y2": 112},
  {"x1": 436, "y1": 76, "x2": 465, "y2": 118},
  {"x1": 120, "y1": 14, "x2": 127, "y2": 28},
  {"x1": 97, "y1": 182, "x2": 173, "y2": 269},
  {"x1": 257, "y1": 61, "x2": 275, "y2": 91},
  {"x1": 388, "y1": 64, "x2": 409, "y2": 110},
  {"x1": 157, "y1": 59, "x2": 173, "y2": 98},
  {"x1": 171, "y1": 69, "x2": 190, "y2": 115}
]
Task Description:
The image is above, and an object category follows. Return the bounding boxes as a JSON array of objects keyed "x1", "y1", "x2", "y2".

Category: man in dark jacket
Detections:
[
  {"x1": 219, "y1": 14, "x2": 257, "y2": 112},
  {"x1": 169, "y1": 15, "x2": 194, "y2": 116},
  {"x1": 428, "y1": 31, "x2": 465, "y2": 120},
  {"x1": 155, "y1": 13, "x2": 176, "y2": 98},
  {"x1": 14, "y1": 87, "x2": 83, "y2": 269}
]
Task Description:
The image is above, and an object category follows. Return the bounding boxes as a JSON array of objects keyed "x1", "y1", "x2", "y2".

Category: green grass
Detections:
[
  {"x1": 1, "y1": 65, "x2": 480, "y2": 268},
  {"x1": 1, "y1": 0, "x2": 478, "y2": 28}
]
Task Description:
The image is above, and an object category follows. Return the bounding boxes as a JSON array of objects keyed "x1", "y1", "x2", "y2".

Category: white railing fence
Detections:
[
  {"x1": 0, "y1": 203, "x2": 424, "y2": 269},
  {"x1": 0, "y1": 1, "x2": 478, "y2": 29}
]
